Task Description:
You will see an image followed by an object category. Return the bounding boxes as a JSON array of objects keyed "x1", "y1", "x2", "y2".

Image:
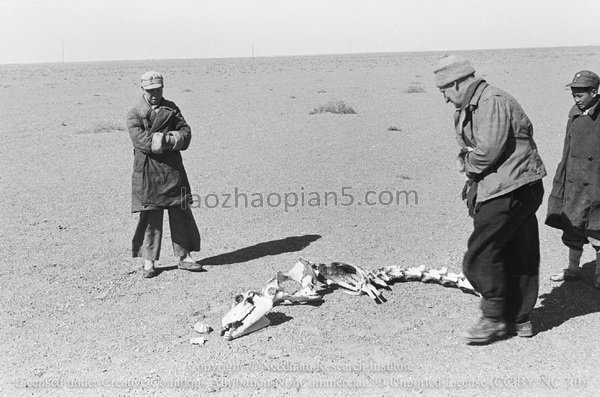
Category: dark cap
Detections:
[{"x1": 566, "y1": 70, "x2": 599, "y2": 89}]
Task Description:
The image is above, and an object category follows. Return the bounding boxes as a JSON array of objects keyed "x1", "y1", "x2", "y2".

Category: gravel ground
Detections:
[{"x1": 1, "y1": 47, "x2": 599, "y2": 396}]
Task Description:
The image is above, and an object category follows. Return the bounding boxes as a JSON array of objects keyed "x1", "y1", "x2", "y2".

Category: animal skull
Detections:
[{"x1": 221, "y1": 258, "x2": 321, "y2": 340}]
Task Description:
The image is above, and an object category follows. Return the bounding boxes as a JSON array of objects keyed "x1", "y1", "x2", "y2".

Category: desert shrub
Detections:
[
  {"x1": 309, "y1": 101, "x2": 357, "y2": 115},
  {"x1": 405, "y1": 85, "x2": 426, "y2": 94},
  {"x1": 77, "y1": 121, "x2": 125, "y2": 134}
]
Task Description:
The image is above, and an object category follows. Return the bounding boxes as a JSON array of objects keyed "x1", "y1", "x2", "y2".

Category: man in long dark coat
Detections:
[
  {"x1": 546, "y1": 70, "x2": 600, "y2": 288},
  {"x1": 126, "y1": 71, "x2": 201, "y2": 278}
]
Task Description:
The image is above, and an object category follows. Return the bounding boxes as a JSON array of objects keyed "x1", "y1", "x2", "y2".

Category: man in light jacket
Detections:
[{"x1": 434, "y1": 56, "x2": 546, "y2": 344}]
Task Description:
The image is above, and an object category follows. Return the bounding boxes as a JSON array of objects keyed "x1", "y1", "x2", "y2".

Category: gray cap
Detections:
[
  {"x1": 433, "y1": 55, "x2": 475, "y2": 88},
  {"x1": 141, "y1": 71, "x2": 163, "y2": 89}
]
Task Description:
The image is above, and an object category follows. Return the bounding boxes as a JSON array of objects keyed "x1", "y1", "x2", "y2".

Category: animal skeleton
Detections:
[
  {"x1": 221, "y1": 258, "x2": 478, "y2": 340},
  {"x1": 221, "y1": 259, "x2": 320, "y2": 340}
]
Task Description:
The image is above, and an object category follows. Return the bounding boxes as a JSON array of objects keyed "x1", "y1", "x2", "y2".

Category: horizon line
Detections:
[{"x1": 1, "y1": 44, "x2": 597, "y2": 67}]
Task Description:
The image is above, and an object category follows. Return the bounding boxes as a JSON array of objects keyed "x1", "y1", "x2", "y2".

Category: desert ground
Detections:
[{"x1": 2, "y1": 46, "x2": 600, "y2": 397}]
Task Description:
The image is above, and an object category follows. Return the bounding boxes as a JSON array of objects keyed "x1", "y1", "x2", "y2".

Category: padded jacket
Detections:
[
  {"x1": 456, "y1": 79, "x2": 546, "y2": 202},
  {"x1": 126, "y1": 96, "x2": 192, "y2": 212},
  {"x1": 546, "y1": 100, "x2": 600, "y2": 231}
]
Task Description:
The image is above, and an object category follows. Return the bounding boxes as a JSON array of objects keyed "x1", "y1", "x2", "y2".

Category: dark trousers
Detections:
[
  {"x1": 132, "y1": 207, "x2": 201, "y2": 261},
  {"x1": 561, "y1": 226, "x2": 600, "y2": 251},
  {"x1": 463, "y1": 180, "x2": 544, "y2": 324}
]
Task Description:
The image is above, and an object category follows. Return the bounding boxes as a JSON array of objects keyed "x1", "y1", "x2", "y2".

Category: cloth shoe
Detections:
[
  {"x1": 464, "y1": 317, "x2": 507, "y2": 345},
  {"x1": 549, "y1": 268, "x2": 581, "y2": 282},
  {"x1": 142, "y1": 268, "x2": 159, "y2": 278},
  {"x1": 508, "y1": 321, "x2": 533, "y2": 337},
  {"x1": 178, "y1": 260, "x2": 203, "y2": 271}
]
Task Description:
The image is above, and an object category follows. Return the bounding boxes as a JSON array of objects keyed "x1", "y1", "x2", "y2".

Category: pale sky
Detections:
[{"x1": 0, "y1": 0, "x2": 598, "y2": 64}]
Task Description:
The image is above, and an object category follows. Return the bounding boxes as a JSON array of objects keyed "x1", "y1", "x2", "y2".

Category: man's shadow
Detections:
[
  {"x1": 198, "y1": 234, "x2": 321, "y2": 266},
  {"x1": 533, "y1": 261, "x2": 600, "y2": 334},
  {"x1": 157, "y1": 234, "x2": 321, "y2": 274}
]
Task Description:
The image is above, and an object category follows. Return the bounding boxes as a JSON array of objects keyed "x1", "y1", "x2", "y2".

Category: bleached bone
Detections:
[
  {"x1": 440, "y1": 270, "x2": 461, "y2": 287},
  {"x1": 221, "y1": 259, "x2": 480, "y2": 341},
  {"x1": 404, "y1": 265, "x2": 426, "y2": 281},
  {"x1": 422, "y1": 267, "x2": 445, "y2": 283},
  {"x1": 308, "y1": 259, "x2": 389, "y2": 303},
  {"x1": 376, "y1": 265, "x2": 479, "y2": 296},
  {"x1": 221, "y1": 290, "x2": 273, "y2": 341},
  {"x1": 273, "y1": 258, "x2": 321, "y2": 304},
  {"x1": 457, "y1": 277, "x2": 477, "y2": 295},
  {"x1": 375, "y1": 266, "x2": 405, "y2": 282},
  {"x1": 221, "y1": 258, "x2": 322, "y2": 340}
]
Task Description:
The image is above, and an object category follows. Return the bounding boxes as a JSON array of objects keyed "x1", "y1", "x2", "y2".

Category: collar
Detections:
[
  {"x1": 569, "y1": 99, "x2": 600, "y2": 119},
  {"x1": 461, "y1": 78, "x2": 488, "y2": 112},
  {"x1": 584, "y1": 99, "x2": 600, "y2": 118},
  {"x1": 143, "y1": 95, "x2": 163, "y2": 110}
]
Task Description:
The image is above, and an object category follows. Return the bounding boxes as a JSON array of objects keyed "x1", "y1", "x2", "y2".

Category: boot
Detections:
[{"x1": 464, "y1": 317, "x2": 507, "y2": 344}]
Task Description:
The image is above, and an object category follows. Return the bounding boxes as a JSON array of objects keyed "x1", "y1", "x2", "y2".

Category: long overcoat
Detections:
[
  {"x1": 546, "y1": 101, "x2": 600, "y2": 231},
  {"x1": 126, "y1": 97, "x2": 193, "y2": 212}
]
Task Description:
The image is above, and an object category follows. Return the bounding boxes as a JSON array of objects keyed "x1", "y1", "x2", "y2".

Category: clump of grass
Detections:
[
  {"x1": 77, "y1": 121, "x2": 126, "y2": 134},
  {"x1": 405, "y1": 85, "x2": 426, "y2": 94},
  {"x1": 309, "y1": 101, "x2": 357, "y2": 115}
]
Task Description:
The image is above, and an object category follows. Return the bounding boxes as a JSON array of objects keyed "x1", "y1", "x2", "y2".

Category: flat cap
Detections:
[
  {"x1": 433, "y1": 55, "x2": 476, "y2": 88},
  {"x1": 141, "y1": 71, "x2": 163, "y2": 89},
  {"x1": 566, "y1": 70, "x2": 599, "y2": 89}
]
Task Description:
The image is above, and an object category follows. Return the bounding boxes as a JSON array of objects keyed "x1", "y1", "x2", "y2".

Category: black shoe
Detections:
[{"x1": 464, "y1": 317, "x2": 507, "y2": 345}]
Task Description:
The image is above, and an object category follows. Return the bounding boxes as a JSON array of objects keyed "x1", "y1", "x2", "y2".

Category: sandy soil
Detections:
[{"x1": 2, "y1": 46, "x2": 600, "y2": 397}]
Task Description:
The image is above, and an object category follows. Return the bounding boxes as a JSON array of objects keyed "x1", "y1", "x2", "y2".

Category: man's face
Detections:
[
  {"x1": 571, "y1": 87, "x2": 598, "y2": 111},
  {"x1": 143, "y1": 87, "x2": 163, "y2": 106},
  {"x1": 439, "y1": 81, "x2": 463, "y2": 109}
]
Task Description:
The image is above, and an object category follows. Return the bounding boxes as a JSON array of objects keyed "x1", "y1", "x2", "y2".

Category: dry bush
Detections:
[
  {"x1": 309, "y1": 101, "x2": 357, "y2": 115},
  {"x1": 405, "y1": 85, "x2": 426, "y2": 94},
  {"x1": 77, "y1": 121, "x2": 126, "y2": 134}
]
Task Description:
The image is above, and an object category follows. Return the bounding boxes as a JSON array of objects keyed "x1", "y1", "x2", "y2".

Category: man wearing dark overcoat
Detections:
[
  {"x1": 546, "y1": 70, "x2": 600, "y2": 289},
  {"x1": 126, "y1": 71, "x2": 202, "y2": 278}
]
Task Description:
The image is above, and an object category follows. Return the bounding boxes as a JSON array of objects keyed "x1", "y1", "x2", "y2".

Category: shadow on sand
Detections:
[
  {"x1": 155, "y1": 234, "x2": 321, "y2": 275},
  {"x1": 533, "y1": 261, "x2": 600, "y2": 334},
  {"x1": 198, "y1": 234, "x2": 322, "y2": 266},
  {"x1": 265, "y1": 312, "x2": 294, "y2": 327}
]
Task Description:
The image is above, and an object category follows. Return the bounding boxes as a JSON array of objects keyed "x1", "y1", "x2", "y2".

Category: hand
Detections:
[
  {"x1": 461, "y1": 178, "x2": 472, "y2": 200},
  {"x1": 165, "y1": 131, "x2": 184, "y2": 150},
  {"x1": 456, "y1": 146, "x2": 473, "y2": 173},
  {"x1": 164, "y1": 133, "x2": 176, "y2": 146},
  {"x1": 151, "y1": 132, "x2": 165, "y2": 154}
]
